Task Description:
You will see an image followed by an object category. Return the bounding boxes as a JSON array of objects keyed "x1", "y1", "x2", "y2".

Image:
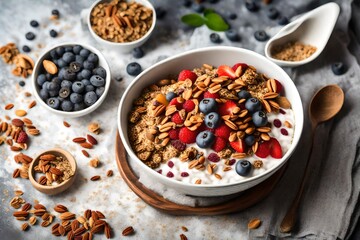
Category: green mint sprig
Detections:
[{"x1": 181, "y1": 9, "x2": 229, "y2": 31}]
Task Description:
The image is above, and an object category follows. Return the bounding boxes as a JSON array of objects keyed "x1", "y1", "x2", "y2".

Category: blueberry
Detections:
[
  {"x1": 245, "y1": 135, "x2": 255, "y2": 146},
  {"x1": 267, "y1": 7, "x2": 279, "y2": 20},
  {"x1": 87, "y1": 53, "x2": 98, "y2": 63},
  {"x1": 46, "y1": 97, "x2": 60, "y2": 109},
  {"x1": 75, "y1": 55, "x2": 85, "y2": 64},
  {"x1": 245, "y1": 0, "x2": 259, "y2": 12},
  {"x1": 208, "y1": 0, "x2": 219, "y2": 3},
  {"x1": 237, "y1": 90, "x2": 251, "y2": 99},
  {"x1": 196, "y1": 130, "x2": 215, "y2": 148},
  {"x1": 42, "y1": 82, "x2": 50, "y2": 91},
  {"x1": 235, "y1": 160, "x2": 252, "y2": 176},
  {"x1": 84, "y1": 91, "x2": 98, "y2": 106},
  {"x1": 57, "y1": 59, "x2": 67, "y2": 68},
  {"x1": 252, "y1": 111, "x2": 268, "y2": 127},
  {"x1": 45, "y1": 73, "x2": 53, "y2": 81},
  {"x1": 81, "y1": 69, "x2": 92, "y2": 79},
  {"x1": 132, "y1": 47, "x2": 144, "y2": 59},
  {"x1": 58, "y1": 87, "x2": 71, "y2": 98},
  {"x1": 278, "y1": 16, "x2": 289, "y2": 25},
  {"x1": 30, "y1": 20, "x2": 39, "y2": 27},
  {"x1": 52, "y1": 9, "x2": 60, "y2": 17},
  {"x1": 199, "y1": 98, "x2": 217, "y2": 114},
  {"x1": 48, "y1": 81, "x2": 60, "y2": 92},
  {"x1": 70, "y1": 93, "x2": 83, "y2": 104},
  {"x1": 80, "y1": 49, "x2": 90, "y2": 58},
  {"x1": 210, "y1": 33, "x2": 221, "y2": 43},
  {"x1": 81, "y1": 79, "x2": 91, "y2": 86},
  {"x1": 74, "y1": 102, "x2": 86, "y2": 111},
  {"x1": 93, "y1": 66, "x2": 106, "y2": 78},
  {"x1": 225, "y1": 29, "x2": 240, "y2": 42},
  {"x1": 65, "y1": 46, "x2": 73, "y2": 52},
  {"x1": 48, "y1": 90, "x2": 58, "y2": 97},
  {"x1": 166, "y1": 92, "x2": 177, "y2": 102},
  {"x1": 73, "y1": 45, "x2": 82, "y2": 54},
  {"x1": 61, "y1": 100, "x2": 73, "y2": 111},
  {"x1": 183, "y1": 0, "x2": 192, "y2": 7},
  {"x1": 56, "y1": 47, "x2": 65, "y2": 56},
  {"x1": 192, "y1": 3, "x2": 204, "y2": 13},
  {"x1": 76, "y1": 72, "x2": 83, "y2": 81},
  {"x1": 25, "y1": 32, "x2": 35, "y2": 40},
  {"x1": 90, "y1": 75, "x2": 105, "y2": 87},
  {"x1": 126, "y1": 62, "x2": 142, "y2": 76},
  {"x1": 62, "y1": 52, "x2": 75, "y2": 63},
  {"x1": 50, "y1": 49, "x2": 59, "y2": 60},
  {"x1": 37, "y1": 74, "x2": 47, "y2": 86},
  {"x1": 331, "y1": 62, "x2": 347, "y2": 75},
  {"x1": 254, "y1": 30, "x2": 269, "y2": 42},
  {"x1": 49, "y1": 29, "x2": 58, "y2": 38},
  {"x1": 228, "y1": 13, "x2": 237, "y2": 20},
  {"x1": 204, "y1": 112, "x2": 221, "y2": 129},
  {"x1": 245, "y1": 98, "x2": 262, "y2": 113},
  {"x1": 69, "y1": 62, "x2": 82, "y2": 73},
  {"x1": 72, "y1": 81, "x2": 85, "y2": 93},
  {"x1": 61, "y1": 80, "x2": 72, "y2": 89},
  {"x1": 155, "y1": 7, "x2": 166, "y2": 19},
  {"x1": 22, "y1": 45, "x2": 31, "y2": 53},
  {"x1": 85, "y1": 85, "x2": 95, "y2": 92},
  {"x1": 96, "y1": 87, "x2": 105, "y2": 97},
  {"x1": 83, "y1": 60, "x2": 95, "y2": 70},
  {"x1": 59, "y1": 68, "x2": 76, "y2": 81},
  {"x1": 39, "y1": 89, "x2": 49, "y2": 100},
  {"x1": 19, "y1": 81, "x2": 25, "y2": 87}
]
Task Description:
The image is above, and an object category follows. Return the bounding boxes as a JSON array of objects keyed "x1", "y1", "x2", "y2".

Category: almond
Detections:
[
  {"x1": 11, "y1": 146, "x2": 22, "y2": 151},
  {"x1": 34, "y1": 209, "x2": 47, "y2": 216},
  {"x1": 74, "y1": 226, "x2": 86, "y2": 236},
  {"x1": 104, "y1": 224, "x2": 111, "y2": 239},
  {"x1": 84, "y1": 209, "x2": 92, "y2": 220},
  {"x1": 5, "y1": 103, "x2": 14, "y2": 110},
  {"x1": 60, "y1": 212, "x2": 75, "y2": 221},
  {"x1": 13, "y1": 211, "x2": 29, "y2": 218},
  {"x1": 71, "y1": 219, "x2": 79, "y2": 231},
  {"x1": 248, "y1": 218, "x2": 261, "y2": 229},
  {"x1": 34, "y1": 204, "x2": 46, "y2": 210},
  {"x1": 180, "y1": 233, "x2": 188, "y2": 240},
  {"x1": 12, "y1": 168, "x2": 20, "y2": 178},
  {"x1": 28, "y1": 100, "x2": 36, "y2": 109},
  {"x1": 29, "y1": 216, "x2": 37, "y2": 225},
  {"x1": 49, "y1": 167, "x2": 63, "y2": 176},
  {"x1": 21, "y1": 203, "x2": 32, "y2": 211},
  {"x1": 63, "y1": 121, "x2": 71, "y2": 128},
  {"x1": 86, "y1": 134, "x2": 98, "y2": 145},
  {"x1": 15, "y1": 109, "x2": 27, "y2": 117},
  {"x1": 80, "y1": 142, "x2": 93, "y2": 149},
  {"x1": 40, "y1": 154, "x2": 56, "y2": 161},
  {"x1": 82, "y1": 150, "x2": 90, "y2": 158},
  {"x1": 27, "y1": 128, "x2": 40, "y2": 135},
  {"x1": 72, "y1": 137, "x2": 86, "y2": 143},
  {"x1": 90, "y1": 224, "x2": 104, "y2": 234},
  {"x1": 90, "y1": 175, "x2": 100, "y2": 181},
  {"x1": 54, "y1": 204, "x2": 68, "y2": 213},
  {"x1": 43, "y1": 60, "x2": 58, "y2": 74},
  {"x1": 21, "y1": 223, "x2": 29, "y2": 231},
  {"x1": 11, "y1": 118, "x2": 24, "y2": 127},
  {"x1": 122, "y1": 226, "x2": 134, "y2": 236},
  {"x1": 106, "y1": 170, "x2": 113, "y2": 177}
]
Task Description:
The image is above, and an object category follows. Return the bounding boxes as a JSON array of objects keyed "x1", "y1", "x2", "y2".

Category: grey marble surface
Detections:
[{"x1": 0, "y1": 0, "x2": 360, "y2": 239}]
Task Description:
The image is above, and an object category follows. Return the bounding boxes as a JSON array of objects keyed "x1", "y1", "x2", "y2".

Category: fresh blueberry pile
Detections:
[{"x1": 36, "y1": 45, "x2": 107, "y2": 112}]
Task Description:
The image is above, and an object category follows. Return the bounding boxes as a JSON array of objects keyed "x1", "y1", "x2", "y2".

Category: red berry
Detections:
[
  {"x1": 231, "y1": 63, "x2": 248, "y2": 71},
  {"x1": 168, "y1": 129, "x2": 179, "y2": 140},
  {"x1": 214, "y1": 123, "x2": 231, "y2": 139},
  {"x1": 217, "y1": 65, "x2": 236, "y2": 79},
  {"x1": 204, "y1": 91, "x2": 220, "y2": 99},
  {"x1": 218, "y1": 100, "x2": 238, "y2": 116},
  {"x1": 229, "y1": 139, "x2": 246, "y2": 153},
  {"x1": 181, "y1": 172, "x2": 189, "y2": 177},
  {"x1": 167, "y1": 161, "x2": 174, "y2": 168},
  {"x1": 171, "y1": 140, "x2": 186, "y2": 151},
  {"x1": 280, "y1": 128, "x2": 288, "y2": 136},
  {"x1": 211, "y1": 137, "x2": 227, "y2": 152},
  {"x1": 179, "y1": 127, "x2": 198, "y2": 144},
  {"x1": 183, "y1": 100, "x2": 195, "y2": 112},
  {"x1": 16, "y1": 131, "x2": 28, "y2": 143},
  {"x1": 274, "y1": 79, "x2": 283, "y2": 94},
  {"x1": 166, "y1": 171, "x2": 174, "y2": 178},
  {"x1": 178, "y1": 70, "x2": 198, "y2": 83},
  {"x1": 255, "y1": 141, "x2": 271, "y2": 158},
  {"x1": 273, "y1": 119, "x2": 281, "y2": 128},
  {"x1": 207, "y1": 153, "x2": 220, "y2": 162},
  {"x1": 171, "y1": 112, "x2": 184, "y2": 124},
  {"x1": 169, "y1": 98, "x2": 183, "y2": 110},
  {"x1": 270, "y1": 138, "x2": 283, "y2": 158}
]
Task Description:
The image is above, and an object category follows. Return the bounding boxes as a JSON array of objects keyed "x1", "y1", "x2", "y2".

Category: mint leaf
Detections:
[
  {"x1": 204, "y1": 13, "x2": 229, "y2": 31},
  {"x1": 203, "y1": 8, "x2": 215, "y2": 17},
  {"x1": 181, "y1": 14, "x2": 205, "y2": 27}
]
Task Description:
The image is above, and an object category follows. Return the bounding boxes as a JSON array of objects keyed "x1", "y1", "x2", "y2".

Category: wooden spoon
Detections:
[{"x1": 280, "y1": 84, "x2": 344, "y2": 233}]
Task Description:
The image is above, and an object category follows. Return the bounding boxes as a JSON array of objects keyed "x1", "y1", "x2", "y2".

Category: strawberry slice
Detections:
[
  {"x1": 217, "y1": 65, "x2": 236, "y2": 79},
  {"x1": 269, "y1": 138, "x2": 282, "y2": 159},
  {"x1": 255, "y1": 141, "x2": 271, "y2": 158},
  {"x1": 178, "y1": 70, "x2": 198, "y2": 83},
  {"x1": 230, "y1": 139, "x2": 246, "y2": 153},
  {"x1": 232, "y1": 63, "x2": 248, "y2": 71},
  {"x1": 204, "y1": 91, "x2": 220, "y2": 99},
  {"x1": 169, "y1": 98, "x2": 182, "y2": 110},
  {"x1": 218, "y1": 100, "x2": 238, "y2": 116},
  {"x1": 274, "y1": 79, "x2": 283, "y2": 94}
]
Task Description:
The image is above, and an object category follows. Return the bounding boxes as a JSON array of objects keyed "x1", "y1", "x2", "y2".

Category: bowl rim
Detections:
[
  {"x1": 28, "y1": 148, "x2": 77, "y2": 191},
  {"x1": 118, "y1": 46, "x2": 304, "y2": 189},
  {"x1": 31, "y1": 42, "x2": 111, "y2": 117},
  {"x1": 86, "y1": 0, "x2": 157, "y2": 47}
]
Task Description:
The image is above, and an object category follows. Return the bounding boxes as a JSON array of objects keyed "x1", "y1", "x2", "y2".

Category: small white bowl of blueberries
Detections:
[{"x1": 32, "y1": 42, "x2": 111, "y2": 118}]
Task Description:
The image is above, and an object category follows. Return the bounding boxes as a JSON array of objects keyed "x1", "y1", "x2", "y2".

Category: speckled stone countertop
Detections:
[{"x1": 1, "y1": 0, "x2": 360, "y2": 239}]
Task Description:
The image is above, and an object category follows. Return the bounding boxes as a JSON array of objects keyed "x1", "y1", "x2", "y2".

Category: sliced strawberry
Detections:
[
  {"x1": 178, "y1": 70, "x2": 198, "y2": 83},
  {"x1": 274, "y1": 79, "x2": 283, "y2": 94},
  {"x1": 168, "y1": 128, "x2": 180, "y2": 140},
  {"x1": 214, "y1": 123, "x2": 231, "y2": 139},
  {"x1": 211, "y1": 137, "x2": 227, "y2": 152},
  {"x1": 255, "y1": 141, "x2": 271, "y2": 158},
  {"x1": 204, "y1": 91, "x2": 220, "y2": 99},
  {"x1": 182, "y1": 100, "x2": 195, "y2": 112},
  {"x1": 229, "y1": 139, "x2": 246, "y2": 153},
  {"x1": 169, "y1": 98, "x2": 182, "y2": 110},
  {"x1": 269, "y1": 138, "x2": 282, "y2": 159},
  {"x1": 217, "y1": 65, "x2": 236, "y2": 79},
  {"x1": 171, "y1": 112, "x2": 184, "y2": 124},
  {"x1": 179, "y1": 127, "x2": 198, "y2": 144},
  {"x1": 218, "y1": 100, "x2": 238, "y2": 116},
  {"x1": 231, "y1": 63, "x2": 248, "y2": 71}
]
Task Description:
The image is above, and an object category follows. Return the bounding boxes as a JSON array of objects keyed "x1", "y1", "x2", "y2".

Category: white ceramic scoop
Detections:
[{"x1": 265, "y1": 2, "x2": 340, "y2": 67}]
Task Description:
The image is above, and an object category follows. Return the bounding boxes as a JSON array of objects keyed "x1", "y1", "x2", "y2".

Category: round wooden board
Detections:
[{"x1": 115, "y1": 132, "x2": 286, "y2": 216}]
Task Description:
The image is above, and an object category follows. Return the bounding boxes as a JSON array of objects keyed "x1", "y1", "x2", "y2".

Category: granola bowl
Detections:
[
  {"x1": 118, "y1": 46, "x2": 304, "y2": 197},
  {"x1": 31, "y1": 42, "x2": 111, "y2": 118},
  {"x1": 83, "y1": 0, "x2": 156, "y2": 53}
]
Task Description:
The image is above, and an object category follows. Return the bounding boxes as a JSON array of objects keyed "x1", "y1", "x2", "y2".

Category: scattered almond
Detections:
[
  {"x1": 122, "y1": 226, "x2": 134, "y2": 236},
  {"x1": 5, "y1": 103, "x2": 14, "y2": 110},
  {"x1": 21, "y1": 223, "x2": 29, "y2": 231},
  {"x1": 90, "y1": 175, "x2": 101, "y2": 181},
  {"x1": 43, "y1": 60, "x2": 58, "y2": 74},
  {"x1": 82, "y1": 149, "x2": 90, "y2": 158},
  {"x1": 80, "y1": 142, "x2": 93, "y2": 149},
  {"x1": 28, "y1": 100, "x2": 36, "y2": 109},
  {"x1": 106, "y1": 170, "x2": 113, "y2": 177},
  {"x1": 15, "y1": 109, "x2": 27, "y2": 117},
  {"x1": 180, "y1": 233, "x2": 188, "y2": 240},
  {"x1": 73, "y1": 137, "x2": 86, "y2": 143},
  {"x1": 248, "y1": 218, "x2": 261, "y2": 229},
  {"x1": 63, "y1": 121, "x2": 71, "y2": 128},
  {"x1": 86, "y1": 134, "x2": 98, "y2": 145},
  {"x1": 54, "y1": 204, "x2": 68, "y2": 213}
]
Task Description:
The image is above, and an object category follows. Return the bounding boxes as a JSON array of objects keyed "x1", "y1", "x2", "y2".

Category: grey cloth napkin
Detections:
[{"x1": 134, "y1": 0, "x2": 360, "y2": 239}]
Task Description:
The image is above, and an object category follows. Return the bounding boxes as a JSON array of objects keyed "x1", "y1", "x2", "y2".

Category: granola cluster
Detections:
[{"x1": 0, "y1": 43, "x2": 34, "y2": 78}]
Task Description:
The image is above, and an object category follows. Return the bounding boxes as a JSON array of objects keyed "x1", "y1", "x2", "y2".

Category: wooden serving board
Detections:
[{"x1": 115, "y1": 132, "x2": 286, "y2": 215}]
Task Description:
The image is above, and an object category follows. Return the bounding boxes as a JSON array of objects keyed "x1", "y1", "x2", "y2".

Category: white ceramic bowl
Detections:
[
  {"x1": 32, "y1": 42, "x2": 111, "y2": 118},
  {"x1": 83, "y1": 0, "x2": 156, "y2": 53},
  {"x1": 118, "y1": 46, "x2": 304, "y2": 197}
]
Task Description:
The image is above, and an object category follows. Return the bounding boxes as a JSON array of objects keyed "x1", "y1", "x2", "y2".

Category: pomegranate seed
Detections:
[
  {"x1": 280, "y1": 128, "x2": 288, "y2": 136},
  {"x1": 273, "y1": 119, "x2": 282, "y2": 128},
  {"x1": 228, "y1": 159, "x2": 236, "y2": 166},
  {"x1": 157, "y1": 169, "x2": 162, "y2": 174},
  {"x1": 280, "y1": 109, "x2": 286, "y2": 114},
  {"x1": 181, "y1": 172, "x2": 189, "y2": 177},
  {"x1": 208, "y1": 153, "x2": 220, "y2": 162},
  {"x1": 167, "y1": 161, "x2": 174, "y2": 168},
  {"x1": 166, "y1": 171, "x2": 174, "y2": 178}
]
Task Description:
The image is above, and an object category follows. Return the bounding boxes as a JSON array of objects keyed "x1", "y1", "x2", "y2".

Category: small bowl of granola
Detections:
[
  {"x1": 83, "y1": 0, "x2": 156, "y2": 53},
  {"x1": 28, "y1": 148, "x2": 77, "y2": 195},
  {"x1": 118, "y1": 46, "x2": 304, "y2": 196}
]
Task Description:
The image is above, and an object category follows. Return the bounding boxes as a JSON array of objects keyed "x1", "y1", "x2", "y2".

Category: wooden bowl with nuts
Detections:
[{"x1": 28, "y1": 148, "x2": 77, "y2": 195}]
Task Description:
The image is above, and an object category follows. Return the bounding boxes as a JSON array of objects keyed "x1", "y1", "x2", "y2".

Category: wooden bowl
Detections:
[{"x1": 28, "y1": 148, "x2": 77, "y2": 195}]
